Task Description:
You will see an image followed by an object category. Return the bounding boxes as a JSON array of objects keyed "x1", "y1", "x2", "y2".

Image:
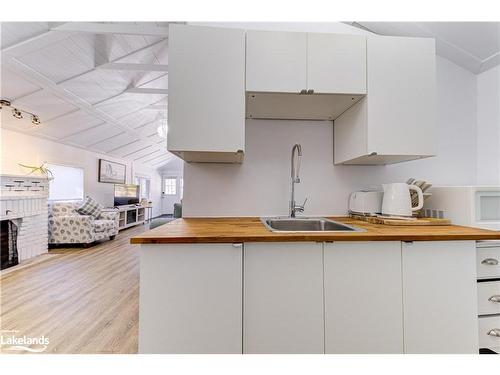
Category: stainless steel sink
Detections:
[{"x1": 261, "y1": 217, "x2": 364, "y2": 232}]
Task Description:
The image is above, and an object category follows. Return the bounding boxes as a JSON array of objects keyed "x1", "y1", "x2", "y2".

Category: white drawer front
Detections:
[
  {"x1": 477, "y1": 247, "x2": 500, "y2": 279},
  {"x1": 477, "y1": 281, "x2": 500, "y2": 315},
  {"x1": 478, "y1": 315, "x2": 500, "y2": 349}
]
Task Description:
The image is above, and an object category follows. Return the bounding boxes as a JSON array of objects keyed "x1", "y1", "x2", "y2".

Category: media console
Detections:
[{"x1": 116, "y1": 205, "x2": 145, "y2": 230}]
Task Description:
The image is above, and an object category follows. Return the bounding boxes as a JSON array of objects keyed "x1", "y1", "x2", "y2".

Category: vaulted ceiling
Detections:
[
  {"x1": 349, "y1": 22, "x2": 500, "y2": 74},
  {"x1": 1, "y1": 22, "x2": 175, "y2": 168}
]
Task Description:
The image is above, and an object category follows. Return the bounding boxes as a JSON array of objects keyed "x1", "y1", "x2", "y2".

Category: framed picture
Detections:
[{"x1": 98, "y1": 159, "x2": 126, "y2": 184}]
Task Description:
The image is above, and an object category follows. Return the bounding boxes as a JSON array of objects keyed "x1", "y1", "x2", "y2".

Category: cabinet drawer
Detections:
[
  {"x1": 478, "y1": 315, "x2": 500, "y2": 350},
  {"x1": 477, "y1": 281, "x2": 500, "y2": 315},
  {"x1": 477, "y1": 247, "x2": 500, "y2": 279}
]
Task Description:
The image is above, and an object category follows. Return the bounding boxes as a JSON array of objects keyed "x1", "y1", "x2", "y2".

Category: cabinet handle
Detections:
[
  {"x1": 487, "y1": 329, "x2": 500, "y2": 337},
  {"x1": 481, "y1": 258, "x2": 499, "y2": 266},
  {"x1": 232, "y1": 243, "x2": 242, "y2": 248},
  {"x1": 488, "y1": 295, "x2": 500, "y2": 303}
]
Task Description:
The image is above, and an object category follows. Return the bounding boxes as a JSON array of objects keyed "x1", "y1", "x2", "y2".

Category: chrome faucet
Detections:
[{"x1": 290, "y1": 144, "x2": 307, "y2": 217}]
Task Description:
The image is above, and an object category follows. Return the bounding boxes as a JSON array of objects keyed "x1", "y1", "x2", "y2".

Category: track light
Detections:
[
  {"x1": 0, "y1": 99, "x2": 11, "y2": 109},
  {"x1": 12, "y1": 108, "x2": 23, "y2": 119},
  {"x1": 1, "y1": 98, "x2": 41, "y2": 125},
  {"x1": 31, "y1": 115, "x2": 41, "y2": 125}
]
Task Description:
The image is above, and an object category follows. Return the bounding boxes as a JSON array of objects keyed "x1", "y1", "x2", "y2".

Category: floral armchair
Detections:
[{"x1": 48, "y1": 201, "x2": 119, "y2": 246}]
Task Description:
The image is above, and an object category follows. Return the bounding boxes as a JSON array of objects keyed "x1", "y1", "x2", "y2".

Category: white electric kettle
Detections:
[{"x1": 382, "y1": 183, "x2": 424, "y2": 217}]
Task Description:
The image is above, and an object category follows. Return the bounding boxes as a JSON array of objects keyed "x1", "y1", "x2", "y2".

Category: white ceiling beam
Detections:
[
  {"x1": 122, "y1": 145, "x2": 154, "y2": 158},
  {"x1": 142, "y1": 104, "x2": 167, "y2": 110},
  {"x1": 51, "y1": 22, "x2": 169, "y2": 37},
  {"x1": 1, "y1": 30, "x2": 76, "y2": 56},
  {"x1": 98, "y1": 62, "x2": 168, "y2": 72},
  {"x1": 144, "y1": 154, "x2": 171, "y2": 164},
  {"x1": 133, "y1": 149, "x2": 164, "y2": 161},
  {"x1": 125, "y1": 88, "x2": 168, "y2": 95},
  {"x1": 151, "y1": 156, "x2": 174, "y2": 167}
]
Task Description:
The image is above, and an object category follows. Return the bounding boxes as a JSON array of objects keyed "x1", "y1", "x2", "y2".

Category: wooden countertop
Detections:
[{"x1": 130, "y1": 217, "x2": 500, "y2": 244}]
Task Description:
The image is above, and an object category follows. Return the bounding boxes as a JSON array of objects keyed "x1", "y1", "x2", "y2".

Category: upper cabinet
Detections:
[
  {"x1": 168, "y1": 25, "x2": 436, "y2": 165},
  {"x1": 307, "y1": 33, "x2": 366, "y2": 94},
  {"x1": 167, "y1": 24, "x2": 246, "y2": 163},
  {"x1": 246, "y1": 31, "x2": 307, "y2": 93},
  {"x1": 334, "y1": 35, "x2": 437, "y2": 165},
  {"x1": 245, "y1": 31, "x2": 367, "y2": 121}
]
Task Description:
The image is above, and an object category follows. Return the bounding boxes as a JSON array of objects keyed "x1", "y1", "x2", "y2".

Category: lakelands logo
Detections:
[{"x1": 0, "y1": 330, "x2": 49, "y2": 353}]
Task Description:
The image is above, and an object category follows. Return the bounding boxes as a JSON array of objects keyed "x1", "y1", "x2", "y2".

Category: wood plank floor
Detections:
[{"x1": 1, "y1": 224, "x2": 147, "y2": 354}]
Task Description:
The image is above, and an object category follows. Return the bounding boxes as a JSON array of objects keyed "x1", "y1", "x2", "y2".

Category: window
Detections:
[
  {"x1": 47, "y1": 163, "x2": 84, "y2": 201},
  {"x1": 163, "y1": 177, "x2": 177, "y2": 195},
  {"x1": 134, "y1": 176, "x2": 151, "y2": 200}
]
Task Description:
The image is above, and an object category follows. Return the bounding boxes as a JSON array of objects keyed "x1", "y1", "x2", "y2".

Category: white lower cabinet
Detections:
[
  {"x1": 138, "y1": 244, "x2": 243, "y2": 353},
  {"x1": 402, "y1": 241, "x2": 478, "y2": 353},
  {"x1": 243, "y1": 242, "x2": 324, "y2": 353},
  {"x1": 137, "y1": 240, "x2": 480, "y2": 354},
  {"x1": 324, "y1": 241, "x2": 404, "y2": 353}
]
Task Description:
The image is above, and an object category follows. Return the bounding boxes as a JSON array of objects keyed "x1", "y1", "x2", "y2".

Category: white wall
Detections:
[
  {"x1": 184, "y1": 120, "x2": 385, "y2": 217},
  {"x1": 0, "y1": 128, "x2": 163, "y2": 217},
  {"x1": 476, "y1": 65, "x2": 500, "y2": 185},
  {"x1": 183, "y1": 57, "x2": 480, "y2": 217}
]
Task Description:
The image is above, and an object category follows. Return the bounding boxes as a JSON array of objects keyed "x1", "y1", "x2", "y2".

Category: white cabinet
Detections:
[
  {"x1": 402, "y1": 241, "x2": 478, "y2": 353},
  {"x1": 307, "y1": 33, "x2": 366, "y2": 94},
  {"x1": 243, "y1": 242, "x2": 324, "y2": 353},
  {"x1": 138, "y1": 243, "x2": 243, "y2": 353},
  {"x1": 167, "y1": 24, "x2": 245, "y2": 163},
  {"x1": 334, "y1": 35, "x2": 437, "y2": 165},
  {"x1": 245, "y1": 30, "x2": 366, "y2": 121},
  {"x1": 324, "y1": 241, "x2": 403, "y2": 353},
  {"x1": 246, "y1": 31, "x2": 366, "y2": 95},
  {"x1": 246, "y1": 30, "x2": 307, "y2": 93}
]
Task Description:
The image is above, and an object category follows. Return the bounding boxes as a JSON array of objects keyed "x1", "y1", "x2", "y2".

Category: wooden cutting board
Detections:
[{"x1": 349, "y1": 214, "x2": 452, "y2": 226}]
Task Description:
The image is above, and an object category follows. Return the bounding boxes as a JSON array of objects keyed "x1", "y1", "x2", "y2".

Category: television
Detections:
[{"x1": 114, "y1": 184, "x2": 140, "y2": 206}]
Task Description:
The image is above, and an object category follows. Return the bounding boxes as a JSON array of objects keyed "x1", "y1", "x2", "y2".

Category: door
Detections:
[
  {"x1": 243, "y1": 242, "x2": 324, "y2": 353},
  {"x1": 246, "y1": 30, "x2": 307, "y2": 93},
  {"x1": 402, "y1": 241, "x2": 478, "y2": 353},
  {"x1": 307, "y1": 33, "x2": 366, "y2": 94},
  {"x1": 139, "y1": 243, "x2": 243, "y2": 353},
  {"x1": 324, "y1": 241, "x2": 403, "y2": 353}
]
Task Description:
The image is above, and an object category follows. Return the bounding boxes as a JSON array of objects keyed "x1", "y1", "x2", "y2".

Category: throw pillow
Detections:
[{"x1": 77, "y1": 196, "x2": 103, "y2": 219}]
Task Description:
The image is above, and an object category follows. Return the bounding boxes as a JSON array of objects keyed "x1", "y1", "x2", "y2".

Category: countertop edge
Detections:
[{"x1": 130, "y1": 234, "x2": 500, "y2": 244}]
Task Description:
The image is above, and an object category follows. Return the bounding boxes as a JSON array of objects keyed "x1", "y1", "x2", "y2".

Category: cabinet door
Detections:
[
  {"x1": 167, "y1": 24, "x2": 245, "y2": 159},
  {"x1": 324, "y1": 241, "x2": 403, "y2": 353},
  {"x1": 402, "y1": 241, "x2": 478, "y2": 353},
  {"x1": 367, "y1": 35, "x2": 436, "y2": 157},
  {"x1": 243, "y1": 242, "x2": 324, "y2": 353},
  {"x1": 246, "y1": 30, "x2": 307, "y2": 93},
  {"x1": 139, "y1": 243, "x2": 243, "y2": 353},
  {"x1": 307, "y1": 33, "x2": 366, "y2": 94}
]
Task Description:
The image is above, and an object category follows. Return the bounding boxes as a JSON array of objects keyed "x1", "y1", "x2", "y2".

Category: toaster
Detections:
[{"x1": 348, "y1": 190, "x2": 384, "y2": 216}]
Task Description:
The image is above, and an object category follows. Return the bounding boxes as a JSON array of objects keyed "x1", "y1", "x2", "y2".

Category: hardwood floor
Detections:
[{"x1": 0, "y1": 225, "x2": 147, "y2": 354}]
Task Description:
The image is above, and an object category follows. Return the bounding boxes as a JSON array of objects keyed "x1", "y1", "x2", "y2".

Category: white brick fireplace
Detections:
[{"x1": 0, "y1": 174, "x2": 49, "y2": 263}]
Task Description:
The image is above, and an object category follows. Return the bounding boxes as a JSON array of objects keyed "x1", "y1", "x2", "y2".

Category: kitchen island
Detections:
[{"x1": 132, "y1": 217, "x2": 500, "y2": 354}]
